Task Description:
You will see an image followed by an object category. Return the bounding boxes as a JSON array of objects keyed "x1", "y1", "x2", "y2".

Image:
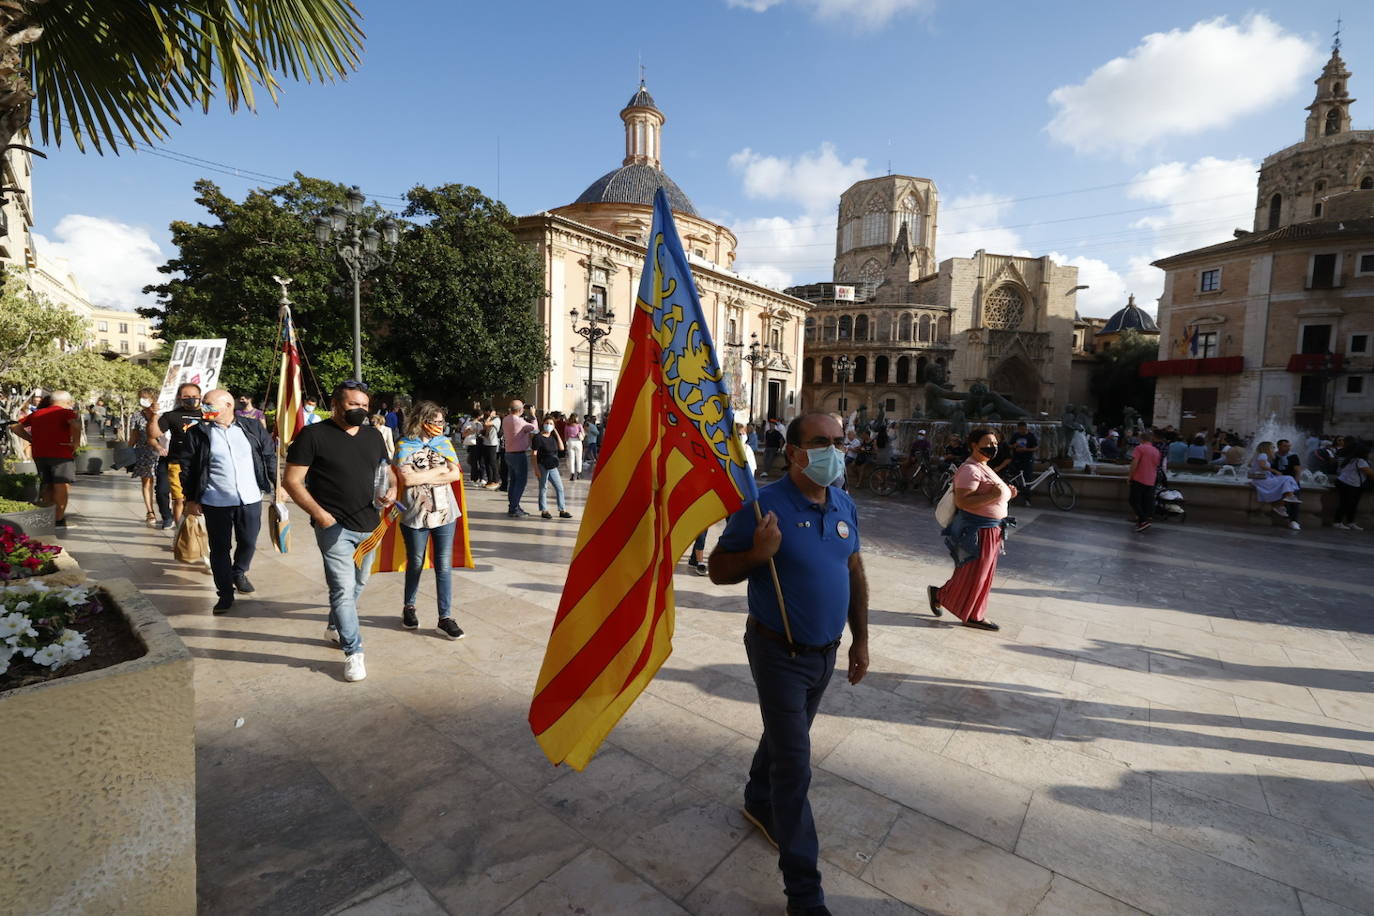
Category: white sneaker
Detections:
[
  {"x1": 324, "y1": 626, "x2": 340, "y2": 645},
  {"x1": 1349, "y1": 523, "x2": 1365, "y2": 531},
  {"x1": 1333, "y1": 522, "x2": 1350, "y2": 530},
  {"x1": 1288, "y1": 521, "x2": 1301, "y2": 531},
  {"x1": 343, "y1": 653, "x2": 366, "y2": 682}
]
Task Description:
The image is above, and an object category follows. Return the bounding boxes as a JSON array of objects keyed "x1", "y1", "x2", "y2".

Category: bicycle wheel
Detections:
[
  {"x1": 869, "y1": 466, "x2": 898, "y2": 496},
  {"x1": 919, "y1": 469, "x2": 942, "y2": 504},
  {"x1": 1048, "y1": 475, "x2": 1076, "y2": 510}
]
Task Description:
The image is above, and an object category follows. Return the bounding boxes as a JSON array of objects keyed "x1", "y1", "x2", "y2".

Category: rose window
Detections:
[{"x1": 983, "y1": 287, "x2": 1025, "y2": 330}]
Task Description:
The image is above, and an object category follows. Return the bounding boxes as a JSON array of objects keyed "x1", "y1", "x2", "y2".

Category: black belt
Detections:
[{"x1": 747, "y1": 616, "x2": 841, "y2": 655}]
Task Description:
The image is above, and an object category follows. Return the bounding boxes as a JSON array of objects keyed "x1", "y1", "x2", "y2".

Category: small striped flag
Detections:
[
  {"x1": 353, "y1": 481, "x2": 474, "y2": 573},
  {"x1": 528, "y1": 189, "x2": 756, "y2": 770}
]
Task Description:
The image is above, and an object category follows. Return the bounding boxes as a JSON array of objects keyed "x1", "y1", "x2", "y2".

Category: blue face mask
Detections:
[{"x1": 800, "y1": 445, "x2": 844, "y2": 486}]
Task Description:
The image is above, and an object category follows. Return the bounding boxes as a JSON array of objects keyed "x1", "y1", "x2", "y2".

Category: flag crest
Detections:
[{"x1": 529, "y1": 188, "x2": 755, "y2": 770}]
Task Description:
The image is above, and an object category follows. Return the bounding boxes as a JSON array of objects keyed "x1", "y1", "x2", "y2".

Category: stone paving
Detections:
[{"x1": 52, "y1": 471, "x2": 1374, "y2": 916}]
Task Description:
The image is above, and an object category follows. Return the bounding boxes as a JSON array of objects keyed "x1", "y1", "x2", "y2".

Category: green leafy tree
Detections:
[
  {"x1": 0, "y1": 267, "x2": 86, "y2": 384},
  {"x1": 374, "y1": 184, "x2": 547, "y2": 404},
  {"x1": 1090, "y1": 329, "x2": 1159, "y2": 427},
  {"x1": 1, "y1": 0, "x2": 364, "y2": 153}
]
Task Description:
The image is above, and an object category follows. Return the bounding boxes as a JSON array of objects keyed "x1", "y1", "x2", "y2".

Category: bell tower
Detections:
[
  {"x1": 1304, "y1": 40, "x2": 1354, "y2": 142},
  {"x1": 621, "y1": 80, "x2": 665, "y2": 169}
]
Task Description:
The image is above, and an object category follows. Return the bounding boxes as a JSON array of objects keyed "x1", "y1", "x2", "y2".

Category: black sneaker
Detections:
[
  {"x1": 695, "y1": 562, "x2": 708, "y2": 576},
  {"x1": 212, "y1": 595, "x2": 234, "y2": 614},
  {"x1": 234, "y1": 573, "x2": 255, "y2": 593},
  {"x1": 54, "y1": 518, "x2": 67, "y2": 528},
  {"x1": 962, "y1": 619, "x2": 1001, "y2": 631},
  {"x1": 741, "y1": 803, "x2": 778, "y2": 849},
  {"x1": 437, "y1": 618, "x2": 465, "y2": 640},
  {"x1": 559, "y1": 511, "x2": 573, "y2": 519},
  {"x1": 402, "y1": 605, "x2": 418, "y2": 629},
  {"x1": 927, "y1": 584, "x2": 944, "y2": 617}
]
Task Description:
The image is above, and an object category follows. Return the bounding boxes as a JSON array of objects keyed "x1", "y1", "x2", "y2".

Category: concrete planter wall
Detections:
[
  {"x1": 0, "y1": 578, "x2": 195, "y2": 915},
  {"x1": 0, "y1": 504, "x2": 53, "y2": 539},
  {"x1": 1063, "y1": 473, "x2": 1370, "y2": 527}
]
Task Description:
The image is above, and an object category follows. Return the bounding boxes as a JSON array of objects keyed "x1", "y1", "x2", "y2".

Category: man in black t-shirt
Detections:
[
  {"x1": 283, "y1": 380, "x2": 394, "y2": 683},
  {"x1": 1009, "y1": 421, "x2": 1038, "y2": 481},
  {"x1": 150, "y1": 382, "x2": 205, "y2": 525}
]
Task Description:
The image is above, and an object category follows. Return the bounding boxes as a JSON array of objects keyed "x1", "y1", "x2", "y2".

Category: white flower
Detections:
[
  {"x1": 13, "y1": 600, "x2": 30, "y2": 612},
  {"x1": 0, "y1": 613, "x2": 35, "y2": 640},
  {"x1": 56, "y1": 630, "x2": 89, "y2": 663},
  {"x1": 32, "y1": 644, "x2": 65, "y2": 667}
]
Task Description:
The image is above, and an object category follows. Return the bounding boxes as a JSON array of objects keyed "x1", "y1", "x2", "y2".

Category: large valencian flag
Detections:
[{"x1": 529, "y1": 188, "x2": 757, "y2": 770}]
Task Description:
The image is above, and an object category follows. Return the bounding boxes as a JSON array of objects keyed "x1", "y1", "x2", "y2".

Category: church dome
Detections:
[
  {"x1": 1097, "y1": 294, "x2": 1158, "y2": 335},
  {"x1": 574, "y1": 164, "x2": 698, "y2": 216},
  {"x1": 626, "y1": 85, "x2": 659, "y2": 111}
]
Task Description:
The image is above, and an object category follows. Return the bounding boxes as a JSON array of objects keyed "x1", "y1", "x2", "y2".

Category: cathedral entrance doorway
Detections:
[{"x1": 990, "y1": 356, "x2": 1040, "y2": 410}]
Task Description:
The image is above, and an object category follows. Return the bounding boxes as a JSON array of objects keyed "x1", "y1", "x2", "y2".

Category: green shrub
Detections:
[
  {"x1": 0, "y1": 473, "x2": 38, "y2": 502},
  {"x1": 0, "y1": 497, "x2": 37, "y2": 513}
]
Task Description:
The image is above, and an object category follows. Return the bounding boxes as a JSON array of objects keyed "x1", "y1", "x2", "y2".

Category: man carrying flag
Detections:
[
  {"x1": 529, "y1": 188, "x2": 758, "y2": 768},
  {"x1": 710, "y1": 411, "x2": 869, "y2": 916}
]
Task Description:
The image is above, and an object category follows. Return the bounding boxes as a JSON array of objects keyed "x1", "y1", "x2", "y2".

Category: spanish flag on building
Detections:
[{"x1": 529, "y1": 189, "x2": 756, "y2": 770}]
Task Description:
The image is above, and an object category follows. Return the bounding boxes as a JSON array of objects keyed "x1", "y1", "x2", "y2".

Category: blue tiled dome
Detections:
[
  {"x1": 573, "y1": 163, "x2": 698, "y2": 216},
  {"x1": 626, "y1": 85, "x2": 658, "y2": 110},
  {"x1": 1098, "y1": 295, "x2": 1159, "y2": 334}
]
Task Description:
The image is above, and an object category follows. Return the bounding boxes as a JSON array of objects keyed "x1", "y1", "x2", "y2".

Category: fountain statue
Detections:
[
  {"x1": 919, "y1": 363, "x2": 1030, "y2": 422},
  {"x1": 1067, "y1": 425, "x2": 1095, "y2": 472},
  {"x1": 1122, "y1": 406, "x2": 1142, "y2": 433},
  {"x1": 966, "y1": 381, "x2": 1031, "y2": 421}
]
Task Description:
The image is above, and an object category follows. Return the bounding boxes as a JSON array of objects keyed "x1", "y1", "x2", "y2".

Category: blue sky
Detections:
[{"x1": 31, "y1": 1, "x2": 1369, "y2": 317}]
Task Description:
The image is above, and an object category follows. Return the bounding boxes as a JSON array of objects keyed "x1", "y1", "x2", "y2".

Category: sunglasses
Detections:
[{"x1": 338, "y1": 379, "x2": 371, "y2": 393}]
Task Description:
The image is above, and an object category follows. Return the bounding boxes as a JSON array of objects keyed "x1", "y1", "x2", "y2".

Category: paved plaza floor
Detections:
[{"x1": 54, "y1": 471, "x2": 1374, "y2": 915}]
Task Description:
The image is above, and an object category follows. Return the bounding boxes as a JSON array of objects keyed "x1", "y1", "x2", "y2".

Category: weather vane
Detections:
[{"x1": 1333, "y1": 14, "x2": 1342, "y2": 54}]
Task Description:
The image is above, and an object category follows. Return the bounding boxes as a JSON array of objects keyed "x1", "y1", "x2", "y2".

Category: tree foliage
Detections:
[
  {"x1": 4, "y1": 0, "x2": 364, "y2": 154},
  {"x1": 1090, "y1": 330, "x2": 1159, "y2": 427},
  {"x1": 143, "y1": 176, "x2": 547, "y2": 406}
]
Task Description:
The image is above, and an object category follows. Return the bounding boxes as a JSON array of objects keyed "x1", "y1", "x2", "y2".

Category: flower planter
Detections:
[
  {"x1": 26, "y1": 549, "x2": 86, "y2": 588},
  {"x1": 0, "y1": 579, "x2": 195, "y2": 915},
  {"x1": 0, "y1": 504, "x2": 52, "y2": 539}
]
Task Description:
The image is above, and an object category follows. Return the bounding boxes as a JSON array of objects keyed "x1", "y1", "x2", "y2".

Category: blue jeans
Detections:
[
  {"x1": 401, "y1": 521, "x2": 455, "y2": 618},
  {"x1": 202, "y1": 502, "x2": 261, "y2": 600},
  {"x1": 314, "y1": 523, "x2": 371, "y2": 656},
  {"x1": 537, "y1": 466, "x2": 566, "y2": 512},
  {"x1": 506, "y1": 452, "x2": 529, "y2": 513},
  {"x1": 743, "y1": 626, "x2": 836, "y2": 909}
]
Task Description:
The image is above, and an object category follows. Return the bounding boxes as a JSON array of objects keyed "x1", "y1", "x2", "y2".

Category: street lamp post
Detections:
[
  {"x1": 836, "y1": 354, "x2": 853, "y2": 415},
  {"x1": 570, "y1": 297, "x2": 617, "y2": 416},
  {"x1": 740, "y1": 331, "x2": 771, "y2": 426},
  {"x1": 314, "y1": 185, "x2": 399, "y2": 383}
]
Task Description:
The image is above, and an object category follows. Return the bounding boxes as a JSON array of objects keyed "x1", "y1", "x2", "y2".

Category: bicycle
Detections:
[
  {"x1": 1004, "y1": 463, "x2": 1076, "y2": 510},
  {"x1": 869, "y1": 458, "x2": 948, "y2": 504}
]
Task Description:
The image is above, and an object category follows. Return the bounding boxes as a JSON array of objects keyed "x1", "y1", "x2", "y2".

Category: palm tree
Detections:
[{"x1": 0, "y1": 0, "x2": 364, "y2": 154}]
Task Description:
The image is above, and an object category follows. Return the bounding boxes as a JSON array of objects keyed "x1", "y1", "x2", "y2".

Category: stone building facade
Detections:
[
  {"x1": 513, "y1": 84, "x2": 808, "y2": 421},
  {"x1": 793, "y1": 175, "x2": 1080, "y2": 419},
  {"x1": 1149, "y1": 46, "x2": 1374, "y2": 438}
]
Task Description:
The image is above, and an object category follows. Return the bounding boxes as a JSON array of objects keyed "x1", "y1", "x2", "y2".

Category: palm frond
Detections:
[{"x1": 24, "y1": 0, "x2": 364, "y2": 154}]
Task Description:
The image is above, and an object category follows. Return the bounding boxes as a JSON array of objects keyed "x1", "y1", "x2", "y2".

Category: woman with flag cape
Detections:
[{"x1": 352, "y1": 401, "x2": 474, "y2": 638}]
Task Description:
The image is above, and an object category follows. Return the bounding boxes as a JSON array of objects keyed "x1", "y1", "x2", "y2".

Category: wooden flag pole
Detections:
[{"x1": 752, "y1": 500, "x2": 796, "y2": 652}]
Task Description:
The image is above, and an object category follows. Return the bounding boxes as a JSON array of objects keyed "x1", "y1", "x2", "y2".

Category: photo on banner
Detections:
[{"x1": 156, "y1": 339, "x2": 227, "y2": 411}]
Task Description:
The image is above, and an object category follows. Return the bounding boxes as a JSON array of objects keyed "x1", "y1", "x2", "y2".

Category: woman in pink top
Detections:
[
  {"x1": 1127, "y1": 429, "x2": 1162, "y2": 532},
  {"x1": 563, "y1": 414, "x2": 585, "y2": 481},
  {"x1": 927, "y1": 428, "x2": 1016, "y2": 631}
]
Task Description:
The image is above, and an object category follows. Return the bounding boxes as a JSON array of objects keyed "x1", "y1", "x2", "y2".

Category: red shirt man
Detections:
[
  {"x1": 16, "y1": 391, "x2": 82, "y2": 526},
  {"x1": 20, "y1": 403, "x2": 79, "y2": 459}
]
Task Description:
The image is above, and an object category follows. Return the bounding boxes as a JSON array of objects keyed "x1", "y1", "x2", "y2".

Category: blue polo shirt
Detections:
[{"x1": 717, "y1": 474, "x2": 860, "y2": 646}]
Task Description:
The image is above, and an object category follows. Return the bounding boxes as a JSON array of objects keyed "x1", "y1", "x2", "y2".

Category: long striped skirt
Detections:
[{"x1": 937, "y1": 526, "x2": 1002, "y2": 623}]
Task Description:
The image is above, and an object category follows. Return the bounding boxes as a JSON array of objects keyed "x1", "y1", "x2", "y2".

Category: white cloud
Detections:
[
  {"x1": 728, "y1": 213, "x2": 836, "y2": 291},
  {"x1": 938, "y1": 193, "x2": 1031, "y2": 259},
  {"x1": 725, "y1": 0, "x2": 931, "y2": 29},
  {"x1": 729, "y1": 143, "x2": 871, "y2": 213},
  {"x1": 1127, "y1": 156, "x2": 1257, "y2": 247},
  {"x1": 1046, "y1": 251, "x2": 1145, "y2": 318},
  {"x1": 32, "y1": 215, "x2": 164, "y2": 311},
  {"x1": 1046, "y1": 15, "x2": 1320, "y2": 156}
]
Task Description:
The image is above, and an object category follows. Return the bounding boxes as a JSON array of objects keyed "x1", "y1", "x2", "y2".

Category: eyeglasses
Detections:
[{"x1": 338, "y1": 379, "x2": 371, "y2": 393}]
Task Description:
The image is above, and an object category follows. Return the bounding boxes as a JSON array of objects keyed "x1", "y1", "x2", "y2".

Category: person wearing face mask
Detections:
[
  {"x1": 393, "y1": 401, "x2": 466, "y2": 639},
  {"x1": 710, "y1": 411, "x2": 869, "y2": 916},
  {"x1": 129, "y1": 387, "x2": 168, "y2": 525},
  {"x1": 150, "y1": 382, "x2": 204, "y2": 526},
  {"x1": 531, "y1": 419, "x2": 573, "y2": 520},
  {"x1": 234, "y1": 394, "x2": 267, "y2": 428},
  {"x1": 927, "y1": 428, "x2": 1016, "y2": 631},
  {"x1": 283, "y1": 380, "x2": 395, "y2": 683},
  {"x1": 180, "y1": 389, "x2": 278, "y2": 613}
]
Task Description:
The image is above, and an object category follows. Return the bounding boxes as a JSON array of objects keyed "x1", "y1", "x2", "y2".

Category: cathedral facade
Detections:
[
  {"x1": 513, "y1": 84, "x2": 808, "y2": 422},
  {"x1": 792, "y1": 176, "x2": 1080, "y2": 419}
]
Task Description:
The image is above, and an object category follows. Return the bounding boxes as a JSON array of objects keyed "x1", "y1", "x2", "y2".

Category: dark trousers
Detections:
[
  {"x1": 1335, "y1": 481, "x2": 1363, "y2": 524},
  {"x1": 498, "y1": 449, "x2": 509, "y2": 490},
  {"x1": 203, "y1": 502, "x2": 262, "y2": 599},
  {"x1": 154, "y1": 458, "x2": 172, "y2": 522},
  {"x1": 1129, "y1": 480, "x2": 1154, "y2": 524},
  {"x1": 743, "y1": 627, "x2": 836, "y2": 909},
  {"x1": 480, "y1": 444, "x2": 499, "y2": 483}
]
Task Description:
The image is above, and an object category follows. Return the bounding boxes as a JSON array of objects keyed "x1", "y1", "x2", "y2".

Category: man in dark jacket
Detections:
[{"x1": 181, "y1": 388, "x2": 277, "y2": 614}]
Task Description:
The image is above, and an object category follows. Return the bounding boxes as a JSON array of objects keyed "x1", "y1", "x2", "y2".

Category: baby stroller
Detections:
[{"x1": 1155, "y1": 473, "x2": 1187, "y2": 524}]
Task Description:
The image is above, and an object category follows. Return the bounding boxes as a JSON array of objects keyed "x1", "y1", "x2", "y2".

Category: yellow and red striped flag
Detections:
[
  {"x1": 529, "y1": 189, "x2": 757, "y2": 770},
  {"x1": 353, "y1": 480, "x2": 474, "y2": 573}
]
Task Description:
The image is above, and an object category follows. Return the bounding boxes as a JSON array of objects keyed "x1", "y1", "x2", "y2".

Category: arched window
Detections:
[
  {"x1": 916, "y1": 356, "x2": 928, "y2": 384},
  {"x1": 823, "y1": 315, "x2": 837, "y2": 341},
  {"x1": 918, "y1": 314, "x2": 932, "y2": 342},
  {"x1": 841, "y1": 220, "x2": 859, "y2": 252},
  {"x1": 838, "y1": 315, "x2": 852, "y2": 340},
  {"x1": 861, "y1": 195, "x2": 886, "y2": 247},
  {"x1": 877, "y1": 313, "x2": 892, "y2": 341},
  {"x1": 728, "y1": 317, "x2": 738, "y2": 345},
  {"x1": 1269, "y1": 193, "x2": 1282, "y2": 230},
  {"x1": 874, "y1": 356, "x2": 889, "y2": 384},
  {"x1": 896, "y1": 356, "x2": 910, "y2": 384},
  {"x1": 1326, "y1": 109, "x2": 1340, "y2": 135},
  {"x1": 804, "y1": 316, "x2": 816, "y2": 342},
  {"x1": 1361, "y1": 176, "x2": 1374, "y2": 190},
  {"x1": 936, "y1": 316, "x2": 950, "y2": 342},
  {"x1": 854, "y1": 314, "x2": 869, "y2": 340},
  {"x1": 859, "y1": 259, "x2": 883, "y2": 294},
  {"x1": 803, "y1": 357, "x2": 814, "y2": 383},
  {"x1": 983, "y1": 286, "x2": 1025, "y2": 330},
  {"x1": 770, "y1": 326, "x2": 781, "y2": 350},
  {"x1": 821, "y1": 357, "x2": 834, "y2": 383},
  {"x1": 853, "y1": 356, "x2": 867, "y2": 384},
  {"x1": 899, "y1": 313, "x2": 913, "y2": 341},
  {"x1": 900, "y1": 194, "x2": 921, "y2": 246}
]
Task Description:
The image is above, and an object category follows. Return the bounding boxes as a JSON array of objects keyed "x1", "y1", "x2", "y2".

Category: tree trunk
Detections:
[{"x1": 0, "y1": 5, "x2": 44, "y2": 155}]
